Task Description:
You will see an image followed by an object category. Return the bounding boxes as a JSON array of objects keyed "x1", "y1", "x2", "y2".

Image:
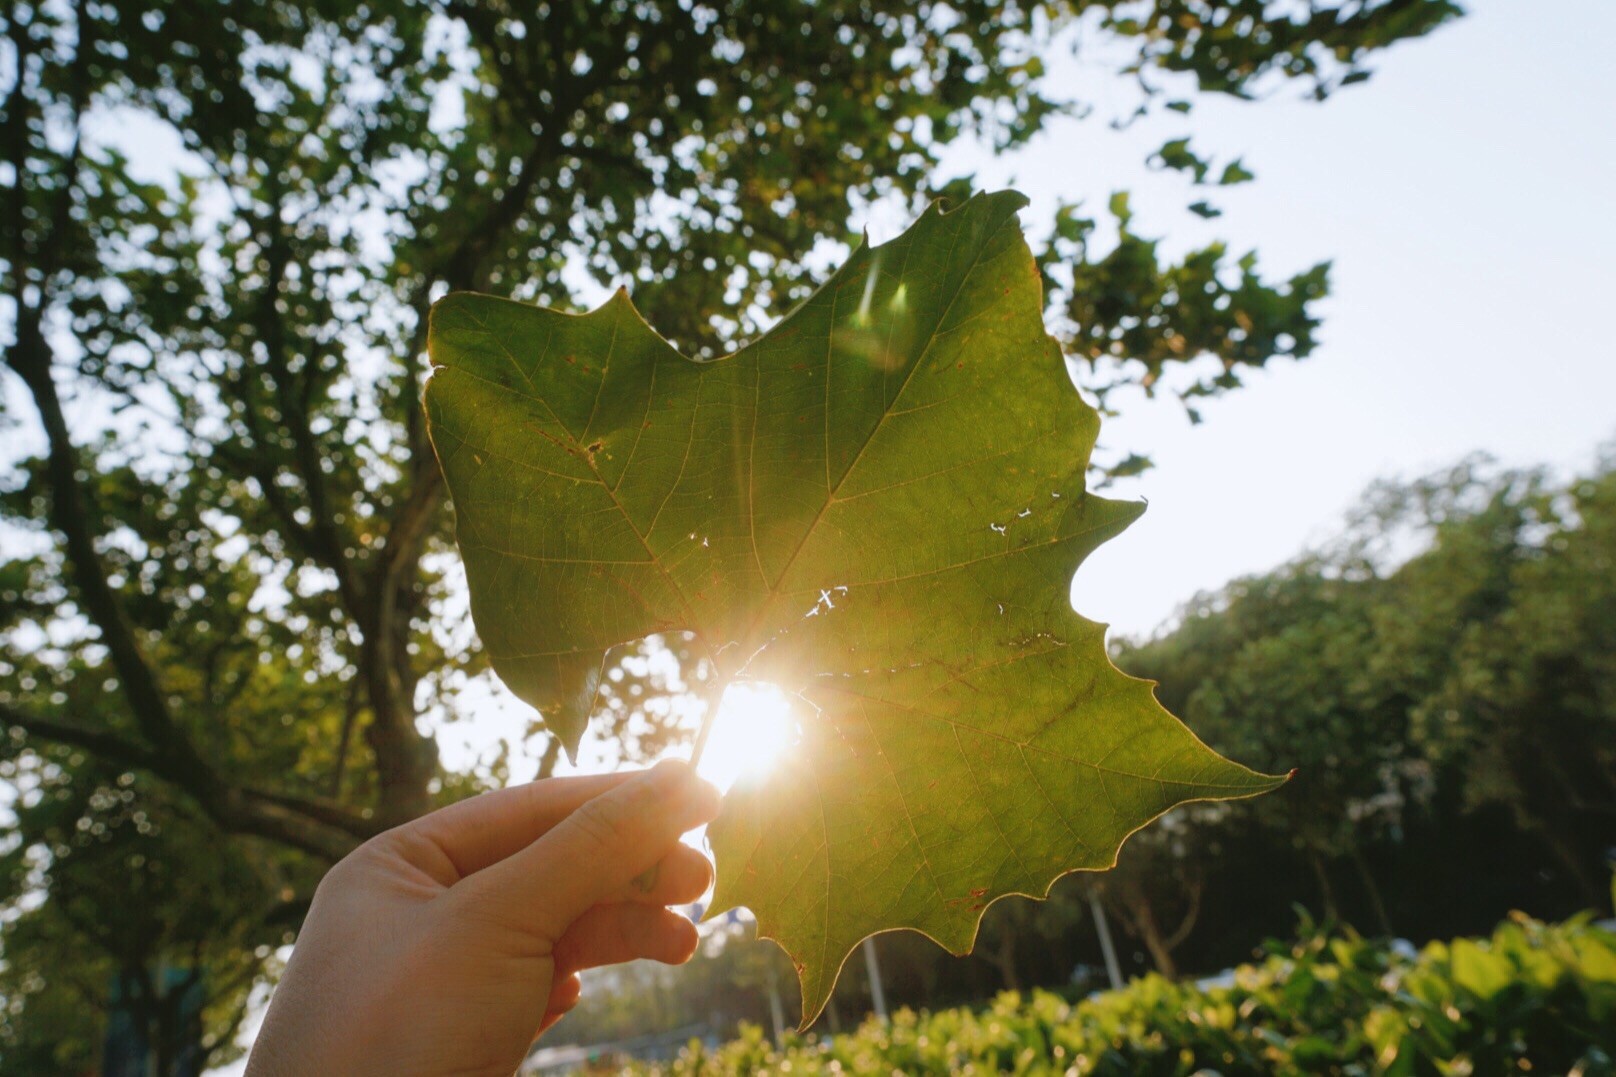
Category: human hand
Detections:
[{"x1": 245, "y1": 760, "x2": 721, "y2": 1077}]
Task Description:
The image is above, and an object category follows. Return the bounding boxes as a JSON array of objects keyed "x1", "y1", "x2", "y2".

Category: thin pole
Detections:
[
  {"x1": 1088, "y1": 889, "x2": 1124, "y2": 991},
  {"x1": 862, "y1": 937, "x2": 888, "y2": 1020},
  {"x1": 766, "y1": 960, "x2": 787, "y2": 1046}
]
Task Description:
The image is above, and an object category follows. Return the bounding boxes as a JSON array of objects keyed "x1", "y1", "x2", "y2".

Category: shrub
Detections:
[{"x1": 615, "y1": 913, "x2": 1616, "y2": 1076}]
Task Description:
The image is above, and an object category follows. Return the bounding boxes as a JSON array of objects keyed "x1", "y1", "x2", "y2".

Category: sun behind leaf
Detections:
[
  {"x1": 697, "y1": 683, "x2": 798, "y2": 794},
  {"x1": 424, "y1": 190, "x2": 1285, "y2": 1025}
]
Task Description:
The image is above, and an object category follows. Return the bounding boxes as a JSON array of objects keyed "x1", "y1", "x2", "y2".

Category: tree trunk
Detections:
[
  {"x1": 536, "y1": 735, "x2": 563, "y2": 780},
  {"x1": 1350, "y1": 848, "x2": 1395, "y2": 936},
  {"x1": 1308, "y1": 851, "x2": 1341, "y2": 923},
  {"x1": 1536, "y1": 819, "x2": 1600, "y2": 906},
  {"x1": 989, "y1": 920, "x2": 1021, "y2": 992},
  {"x1": 1129, "y1": 897, "x2": 1180, "y2": 980}
]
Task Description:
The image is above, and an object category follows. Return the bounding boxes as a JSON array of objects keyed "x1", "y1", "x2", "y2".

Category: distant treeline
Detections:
[{"x1": 557, "y1": 452, "x2": 1616, "y2": 1045}]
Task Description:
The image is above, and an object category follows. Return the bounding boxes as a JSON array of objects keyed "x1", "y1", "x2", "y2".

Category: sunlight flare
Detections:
[{"x1": 695, "y1": 683, "x2": 797, "y2": 793}]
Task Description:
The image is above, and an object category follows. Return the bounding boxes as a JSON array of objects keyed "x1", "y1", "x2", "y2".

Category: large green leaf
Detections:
[{"x1": 424, "y1": 190, "x2": 1283, "y2": 1024}]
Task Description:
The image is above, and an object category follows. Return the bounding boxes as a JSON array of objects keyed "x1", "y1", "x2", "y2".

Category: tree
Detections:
[
  {"x1": 0, "y1": 754, "x2": 295, "y2": 1074},
  {"x1": 1360, "y1": 456, "x2": 1616, "y2": 904},
  {"x1": 1114, "y1": 452, "x2": 1616, "y2": 955},
  {"x1": 1134, "y1": 563, "x2": 1415, "y2": 930},
  {"x1": 0, "y1": 0, "x2": 1460, "y2": 1064},
  {"x1": 1094, "y1": 803, "x2": 1224, "y2": 980}
]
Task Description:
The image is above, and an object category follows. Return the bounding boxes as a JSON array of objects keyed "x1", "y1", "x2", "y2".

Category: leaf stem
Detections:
[{"x1": 687, "y1": 671, "x2": 729, "y2": 770}]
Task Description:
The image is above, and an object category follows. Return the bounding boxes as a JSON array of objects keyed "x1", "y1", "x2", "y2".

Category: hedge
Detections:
[{"x1": 615, "y1": 912, "x2": 1616, "y2": 1076}]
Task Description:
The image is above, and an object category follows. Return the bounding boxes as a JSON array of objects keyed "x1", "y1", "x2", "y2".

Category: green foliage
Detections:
[
  {"x1": 0, "y1": 753, "x2": 296, "y2": 1074},
  {"x1": 1044, "y1": 194, "x2": 1329, "y2": 425},
  {"x1": 427, "y1": 192, "x2": 1282, "y2": 1024},
  {"x1": 1152, "y1": 137, "x2": 1216, "y2": 183},
  {"x1": 623, "y1": 914, "x2": 1616, "y2": 1076},
  {"x1": 1099, "y1": 0, "x2": 1463, "y2": 102},
  {"x1": 1113, "y1": 453, "x2": 1616, "y2": 942}
]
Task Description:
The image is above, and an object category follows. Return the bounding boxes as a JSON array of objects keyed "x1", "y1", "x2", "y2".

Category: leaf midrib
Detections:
[{"x1": 738, "y1": 208, "x2": 1015, "y2": 650}]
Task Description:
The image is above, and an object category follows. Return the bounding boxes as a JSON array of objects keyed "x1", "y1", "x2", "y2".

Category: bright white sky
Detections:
[{"x1": 986, "y1": 0, "x2": 1616, "y2": 638}]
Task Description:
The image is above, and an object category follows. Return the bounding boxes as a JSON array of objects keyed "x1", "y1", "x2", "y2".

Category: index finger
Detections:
[
  {"x1": 398, "y1": 771, "x2": 637, "y2": 882},
  {"x1": 466, "y1": 759, "x2": 720, "y2": 940}
]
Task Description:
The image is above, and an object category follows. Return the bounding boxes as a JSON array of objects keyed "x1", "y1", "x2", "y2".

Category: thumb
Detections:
[{"x1": 461, "y1": 759, "x2": 719, "y2": 940}]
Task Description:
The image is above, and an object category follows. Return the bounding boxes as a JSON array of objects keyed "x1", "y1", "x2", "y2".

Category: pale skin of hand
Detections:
[{"x1": 245, "y1": 759, "x2": 721, "y2": 1077}]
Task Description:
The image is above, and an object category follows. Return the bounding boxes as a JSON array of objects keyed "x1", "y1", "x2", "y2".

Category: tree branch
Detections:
[
  {"x1": 7, "y1": 272, "x2": 222, "y2": 805},
  {"x1": 249, "y1": 180, "x2": 366, "y2": 614},
  {"x1": 1162, "y1": 876, "x2": 1204, "y2": 952},
  {"x1": 0, "y1": 705, "x2": 163, "y2": 772},
  {"x1": 0, "y1": 703, "x2": 370, "y2": 859},
  {"x1": 328, "y1": 678, "x2": 363, "y2": 799},
  {"x1": 0, "y1": 12, "x2": 361, "y2": 865},
  {"x1": 352, "y1": 130, "x2": 559, "y2": 824},
  {"x1": 238, "y1": 785, "x2": 377, "y2": 840}
]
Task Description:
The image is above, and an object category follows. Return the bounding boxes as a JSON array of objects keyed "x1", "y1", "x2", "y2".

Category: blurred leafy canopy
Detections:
[{"x1": 426, "y1": 191, "x2": 1282, "y2": 1024}]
